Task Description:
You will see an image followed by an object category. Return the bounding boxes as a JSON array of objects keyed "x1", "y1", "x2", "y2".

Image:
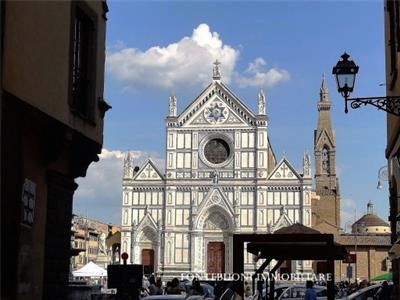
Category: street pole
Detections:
[{"x1": 354, "y1": 231, "x2": 357, "y2": 284}]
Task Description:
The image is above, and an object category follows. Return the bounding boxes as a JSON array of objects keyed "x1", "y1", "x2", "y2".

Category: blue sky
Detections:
[{"x1": 74, "y1": 0, "x2": 389, "y2": 231}]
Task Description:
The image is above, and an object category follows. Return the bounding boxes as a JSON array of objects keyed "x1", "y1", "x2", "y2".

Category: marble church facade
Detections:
[{"x1": 120, "y1": 63, "x2": 317, "y2": 279}]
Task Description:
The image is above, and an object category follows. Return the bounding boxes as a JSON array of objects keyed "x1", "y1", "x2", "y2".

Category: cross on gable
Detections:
[
  {"x1": 213, "y1": 60, "x2": 221, "y2": 80},
  {"x1": 281, "y1": 164, "x2": 289, "y2": 177},
  {"x1": 144, "y1": 165, "x2": 153, "y2": 177}
]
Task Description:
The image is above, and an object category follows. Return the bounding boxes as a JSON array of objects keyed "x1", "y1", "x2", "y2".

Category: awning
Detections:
[{"x1": 371, "y1": 272, "x2": 392, "y2": 281}]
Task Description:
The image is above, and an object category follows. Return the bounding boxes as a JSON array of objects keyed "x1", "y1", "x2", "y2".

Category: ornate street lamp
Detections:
[{"x1": 332, "y1": 52, "x2": 400, "y2": 116}]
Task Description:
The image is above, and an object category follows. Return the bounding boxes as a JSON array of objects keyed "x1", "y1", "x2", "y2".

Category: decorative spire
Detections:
[
  {"x1": 258, "y1": 89, "x2": 266, "y2": 115},
  {"x1": 123, "y1": 151, "x2": 134, "y2": 178},
  {"x1": 168, "y1": 94, "x2": 177, "y2": 117},
  {"x1": 213, "y1": 60, "x2": 221, "y2": 81},
  {"x1": 303, "y1": 151, "x2": 311, "y2": 178},
  {"x1": 319, "y1": 73, "x2": 329, "y2": 103}
]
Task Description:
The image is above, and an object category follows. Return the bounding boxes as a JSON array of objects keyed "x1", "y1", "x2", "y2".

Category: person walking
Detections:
[
  {"x1": 304, "y1": 280, "x2": 317, "y2": 300},
  {"x1": 378, "y1": 281, "x2": 392, "y2": 300}
]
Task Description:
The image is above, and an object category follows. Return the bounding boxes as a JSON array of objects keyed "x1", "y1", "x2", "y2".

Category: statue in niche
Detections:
[
  {"x1": 322, "y1": 148, "x2": 329, "y2": 173},
  {"x1": 212, "y1": 170, "x2": 219, "y2": 184}
]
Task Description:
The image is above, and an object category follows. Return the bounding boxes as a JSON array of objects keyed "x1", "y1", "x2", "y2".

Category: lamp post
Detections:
[
  {"x1": 377, "y1": 165, "x2": 389, "y2": 190},
  {"x1": 332, "y1": 53, "x2": 400, "y2": 116}
]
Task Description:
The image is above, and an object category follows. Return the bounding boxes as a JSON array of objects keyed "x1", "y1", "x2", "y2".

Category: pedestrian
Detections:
[
  {"x1": 149, "y1": 275, "x2": 162, "y2": 295},
  {"x1": 187, "y1": 277, "x2": 205, "y2": 296},
  {"x1": 378, "y1": 281, "x2": 391, "y2": 300},
  {"x1": 304, "y1": 280, "x2": 317, "y2": 300},
  {"x1": 166, "y1": 277, "x2": 182, "y2": 294}
]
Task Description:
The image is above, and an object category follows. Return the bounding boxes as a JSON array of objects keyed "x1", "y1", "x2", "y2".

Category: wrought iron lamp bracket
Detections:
[{"x1": 344, "y1": 96, "x2": 400, "y2": 116}]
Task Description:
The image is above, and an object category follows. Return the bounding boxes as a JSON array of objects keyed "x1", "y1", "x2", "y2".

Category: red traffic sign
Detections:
[{"x1": 121, "y1": 252, "x2": 129, "y2": 260}]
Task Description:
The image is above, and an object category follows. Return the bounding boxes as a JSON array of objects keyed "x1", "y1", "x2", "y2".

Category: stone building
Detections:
[
  {"x1": 70, "y1": 215, "x2": 118, "y2": 271},
  {"x1": 1, "y1": 1, "x2": 110, "y2": 299},
  {"x1": 335, "y1": 202, "x2": 391, "y2": 282},
  {"x1": 121, "y1": 62, "x2": 316, "y2": 279},
  {"x1": 384, "y1": 0, "x2": 400, "y2": 297}
]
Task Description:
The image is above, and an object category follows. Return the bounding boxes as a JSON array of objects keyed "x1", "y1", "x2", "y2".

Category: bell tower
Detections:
[{"x1": 313, "y1": 75, "x2": 341, "y2": 228}]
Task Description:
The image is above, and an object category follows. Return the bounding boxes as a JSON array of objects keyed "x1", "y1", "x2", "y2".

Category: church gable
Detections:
[
  {"x1": 268, "y1": 157, "x2": 300, "y2": 180},
  {"x1": 133, "y1": 159, "x2": 164, "y2": 181},
  {"x1": 178, "y1": 82, "x2": 256, "y2": 128}
]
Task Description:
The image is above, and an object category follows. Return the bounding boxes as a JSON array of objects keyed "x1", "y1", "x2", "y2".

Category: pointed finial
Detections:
[
  {"x1": 123, "y1": 151, "x2": 132, "y2": 178},
  {"x1": 258, "y1": 89, "x2": 266, "y2": 115},
  {"x1": 318, "y1": 73, "x2": 331, "y2": 107},
  {"x1": 303, "y1": 150, "x2": 311, "y2": 177},
  {"x1": 367, "y1": 201, "x2": 374, "y2": 214},
  {"x1": 168, "y1": 93, "x2": 177, "y2": 117},
  {"x1": 320, "y1": 73, "x2": 328, "y2": 93},
  {"x1": 213, "y1": 60, "x2": 221, "y2": 80}
]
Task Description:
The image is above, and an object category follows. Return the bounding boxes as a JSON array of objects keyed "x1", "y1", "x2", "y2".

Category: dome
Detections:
[
  {"x1": 352, "y1": 201, "x2": 390, "y2": 234},
  {"x1": 354, "y1": 213, "x2": 389, "y2": 227}
]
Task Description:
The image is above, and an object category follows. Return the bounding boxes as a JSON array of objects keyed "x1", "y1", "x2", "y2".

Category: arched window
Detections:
[{"x1": 322, "y1": 146, "x2": 329, "y2": 174}]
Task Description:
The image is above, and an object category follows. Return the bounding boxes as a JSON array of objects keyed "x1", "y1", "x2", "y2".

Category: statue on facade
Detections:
[{"x1": 98, "y1": 232, "x2": 107, "y2": 254}]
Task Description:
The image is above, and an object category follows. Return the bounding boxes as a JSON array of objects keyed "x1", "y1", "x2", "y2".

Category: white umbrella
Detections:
[{"x1": 73, "y1": 261, "x2": 107, "y2": 277}]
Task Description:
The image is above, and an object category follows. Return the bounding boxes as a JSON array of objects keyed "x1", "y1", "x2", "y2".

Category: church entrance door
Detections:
[
  {"x1": 207, "y1": 242, "x2": 225, "y2": 275},
  {"x1": 142, "y1": 249, "x2": 154, "y2": 275}
]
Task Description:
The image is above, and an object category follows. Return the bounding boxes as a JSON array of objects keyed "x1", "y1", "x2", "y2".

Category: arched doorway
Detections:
[
  {"x1": 203, "y1": 210, "x2": 230, "y2": 274},
  {"x1": 138, "y1": 227, "x2": 158, "y2": 275}
]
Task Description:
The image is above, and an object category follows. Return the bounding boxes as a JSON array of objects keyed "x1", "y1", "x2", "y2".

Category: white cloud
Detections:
[
  {"x1": 106, "y1": 23, "x2": 289, "y2": 92},
  {"x1": 106, "y1": 24, "x2": 238, "y2": 90},
  {"x1": 73, "y1": 149, "x2": 164, "y2": 225},
  {"x1": 235, "y1": 58, "x2": 290, "y2": 88}
]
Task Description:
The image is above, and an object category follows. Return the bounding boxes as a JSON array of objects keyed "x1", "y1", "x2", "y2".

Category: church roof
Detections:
[
  {"x1": 354, "y1": 213, "x2": 389, "y2": 227},
  {"x1": 274, "y1": 223, "x2": 322, "y2": 234},
  {"x1": 335, "y1": 234, "x2": 391, "y2": 246}
]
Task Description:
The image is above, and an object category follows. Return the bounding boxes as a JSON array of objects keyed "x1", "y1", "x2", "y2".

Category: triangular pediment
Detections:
[
  {"x1": 137, "y1": 211, "x2": 159, "y2": 231},
  {"x1": 133, "y1": 159, "x2": 164, "y2": 181},
  {"x1": 268, "y1": 157, "x2": 300, "y2": 180},
  {"x1": 272, "y1": 208, "x2": 293, "y2": 232},
  {"x1": 177, "y1": 81, "x2": 257, "y2": 128},
  {"x1": 197, "y1": 187, "x2": 234, "y2": 217}
]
